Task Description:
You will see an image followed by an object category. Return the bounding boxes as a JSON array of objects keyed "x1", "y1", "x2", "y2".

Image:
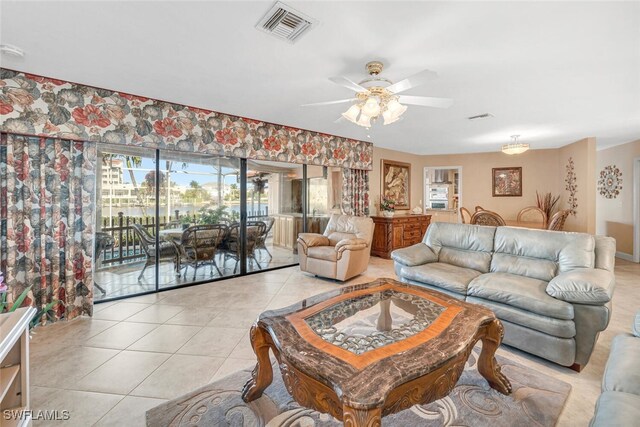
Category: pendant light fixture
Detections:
[{"x1": 502, "y1": 135, "x2": 530, "y2": 155}]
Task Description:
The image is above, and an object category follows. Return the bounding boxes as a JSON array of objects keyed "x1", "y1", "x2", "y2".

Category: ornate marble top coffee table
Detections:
[{"x1": 242, "y1": 278, "x2": 511, "y2": 426}]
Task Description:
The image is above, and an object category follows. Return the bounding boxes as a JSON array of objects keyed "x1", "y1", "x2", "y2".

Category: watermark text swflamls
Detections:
[{"x1": 3, "y1": 409, "x2": 70, "y2": 421}]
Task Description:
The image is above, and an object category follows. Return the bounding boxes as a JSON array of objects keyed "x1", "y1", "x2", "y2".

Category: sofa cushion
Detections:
[
  {"x1": 492, "y1": 227, "x2": 595, "y2": 281},
  {"x1": 307, "y1": 246, "x2": 337, "y2": 262},
  {"x1": 500, "y1": 319, "x2": 576, "y2": 367},
  {"x1": 602, "y1": 334, "x2": 640, "y2": 395},
  {"x1": 423, "y1": 223, "x2": 496, "y2": 273},
  {"x1": 467, "y1": 272, "x2": 574, "y2": 320},
  {"x1": 466, "y1": 297, "x2": 576, "y2": 338},
  {"x1": 491, "y1": 253, "x2": 557, "y2": 282},
  {"x1": 323, "y1": 214, "x2": 374, "y2": 243},
  {"x1": 400, "y1": 262, "x2": 482, "y2": 295},
  {"x1": 591, "y1": 391, "x2": 640, "y2": 427}
]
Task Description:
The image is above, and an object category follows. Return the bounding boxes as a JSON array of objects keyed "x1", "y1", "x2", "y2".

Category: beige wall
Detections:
[
  {"x1": 596, "y1": 139, "x2": 640, "y2": 255},
  {"x1": 558, "y1": 138, "x2": 597, "y2": 233},
  {"x1": 423, "y1": 149, "x2": 562, "y2": 222},
  {"x1": 370, "y1": 138, "x2": 597, "y2": 233},
  {"x1": 371, "y1": 146, "x2": 425, "y2": 214}
]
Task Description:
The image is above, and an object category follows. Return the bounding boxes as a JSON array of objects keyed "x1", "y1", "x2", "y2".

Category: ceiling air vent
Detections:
[
  {"x1": 467, "y1": 113, "x2": 494, "y2": 121},
  {"x1": 256, "y1": 2, "x2": 317, "y2": 44}
]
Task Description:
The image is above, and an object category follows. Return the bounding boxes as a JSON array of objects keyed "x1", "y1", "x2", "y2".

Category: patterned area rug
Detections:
[{"x1": 147, "y1": 347, "x2": 571, "y2": 426}]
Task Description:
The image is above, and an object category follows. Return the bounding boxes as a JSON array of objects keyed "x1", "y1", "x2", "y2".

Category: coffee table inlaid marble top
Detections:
[{"x1": 242, "y1": 278, "x2": 512, "y2": 426}]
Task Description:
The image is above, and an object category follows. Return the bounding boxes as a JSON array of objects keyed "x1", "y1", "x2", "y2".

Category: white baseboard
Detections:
[{"x1": 615, "y1": 251, "x2": 634, "y2": 262}]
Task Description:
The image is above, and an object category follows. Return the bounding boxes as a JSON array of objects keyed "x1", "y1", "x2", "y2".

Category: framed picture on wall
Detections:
[
  {"x1": 381, "y1": 159, "x2": 411, "y2": 209},
  {"x1": 492, "y1": 167, "x2": 522, "y2": 197}
]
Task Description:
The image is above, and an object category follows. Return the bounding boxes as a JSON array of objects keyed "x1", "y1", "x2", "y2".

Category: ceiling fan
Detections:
[{"x1": 302, "y1": 61, "x2": 453, "y2": 128}]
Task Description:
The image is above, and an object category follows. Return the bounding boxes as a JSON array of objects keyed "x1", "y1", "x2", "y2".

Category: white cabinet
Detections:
[{"x1": 0, "y1": 307, "x2": 36, "y2": 427}]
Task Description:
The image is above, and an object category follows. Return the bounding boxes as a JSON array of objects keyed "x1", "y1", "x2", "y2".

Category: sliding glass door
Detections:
[
  {"x1": 158, "y1": 151, "x2": 241, "y2": 287},
  {"x1": 94, "y1": 145, "x2": 321, "y2": 302},
  {"x1": 246, "y1": 160, "x2": 303, "y2": 273},
  {"x1": 94, "y1": 146, "x2": 159, "y2": 299}
]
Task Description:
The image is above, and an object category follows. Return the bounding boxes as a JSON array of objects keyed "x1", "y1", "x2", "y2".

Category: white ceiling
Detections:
[{"x1": 1, "y1": 1, "x2": 639, "y2": 154}]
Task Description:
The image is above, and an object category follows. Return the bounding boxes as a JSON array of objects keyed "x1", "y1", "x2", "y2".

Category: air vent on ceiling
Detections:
[
  {"x1": 467, "y1": 113, "x2": 494, "y2": 120},
  {"x1": 256, "y1": 2, "x2": 316, "y2": 44}
]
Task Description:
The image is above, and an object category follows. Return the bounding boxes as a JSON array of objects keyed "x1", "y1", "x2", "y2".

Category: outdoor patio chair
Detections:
[
  {"x1": 254, "y1": 216, "x2": 275, "y2": 260},
  {"x1": 222, "y1": 222, "x2": 265, "y2": 273},
  {"x1": 94, "y1": 232, "x2": 115, "y2": 294},
  {"x1": 132, "y1": 224, "x2": 180, "y2": 281},
  {"x1": 179, "y1": 224, "x2": 228, "y2": 279}
]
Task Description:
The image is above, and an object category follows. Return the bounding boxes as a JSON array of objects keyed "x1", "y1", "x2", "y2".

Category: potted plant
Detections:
[{"x1": 380, "y1": 197, "x2": 396, "y2": 218}]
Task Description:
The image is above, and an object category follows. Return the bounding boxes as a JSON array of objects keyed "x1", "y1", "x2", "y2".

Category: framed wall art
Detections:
[
  {"x1": 381, "y1": 159, "x2": 411, "y2": 209},
  {"x1": 492, "y1": 167, "x2": 522, "y2": 197}
]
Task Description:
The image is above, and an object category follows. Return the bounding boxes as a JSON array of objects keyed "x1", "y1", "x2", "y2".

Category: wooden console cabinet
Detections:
[{"x1": 371, "y1": 214, "x2": 431, "y2": 259}]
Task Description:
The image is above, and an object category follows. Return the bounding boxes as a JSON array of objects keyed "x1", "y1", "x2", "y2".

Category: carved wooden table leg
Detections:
[
  {"x1": 477, "y1": 319, "x2": 512, "y2": 395},
  {"x1": 241, "y1": 324, "x2": 273, "y2": 402},
  {"x1": 343, "y1": 405, "x2": 382, "y2": 427}
]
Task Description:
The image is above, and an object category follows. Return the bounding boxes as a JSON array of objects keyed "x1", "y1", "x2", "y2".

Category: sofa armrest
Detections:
[
  {"x1": 546, "y1": 268, "x2": 615, "y2": 304},
  {"x1": 297, "y1": 233, "x2": 330, "y2": 255},
  {"x1": 634, "y1": 311, "x2": 640, "y2": 338},
  {"x1": 335, "y1": 238, "x2": 368, "y2": 260},
  {"x1": 390, "y1": 243, "x2": 437, "y2": 267}
]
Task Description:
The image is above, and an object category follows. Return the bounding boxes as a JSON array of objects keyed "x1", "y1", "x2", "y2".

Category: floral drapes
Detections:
[
  {"x1": 0, "y1": 69, "x2": 373, "y2": 171},
  {"x1": 0, "y1": 133, "x2": 96, "y2": 321},
  {"x1": 341, "y1": 169, "x2": 370, "y2": 216}
]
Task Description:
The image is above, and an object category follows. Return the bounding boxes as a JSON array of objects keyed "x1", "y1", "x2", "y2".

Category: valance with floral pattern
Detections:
[{"x1": 0, "y1": 69, "x2": 373, "y2": 170}]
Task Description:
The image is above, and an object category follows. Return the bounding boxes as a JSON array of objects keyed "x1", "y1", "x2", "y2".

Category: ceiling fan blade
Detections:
[
  {"x1": 398, "y1": 95, "x2": 453, "y2": 109},
  {"x1": 386, "y1": 69, "x2": 438, "y2": 94},
  {"x1": 301, "y1": 98, "x2": 356, "y2": 107},
  {"x1": 329, "y1": 76, "x2": 367, "y2": 93}
]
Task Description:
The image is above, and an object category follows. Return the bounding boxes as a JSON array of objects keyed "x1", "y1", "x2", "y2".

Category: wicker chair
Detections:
[
  {"x1": 179, "y1": 224, "x2": 228, "y2": 279},
  {"x1": 460, "y1": 207, "x2": 472, "y2": 224},
  {"x1": 547, "y1": 210, "x2": 571, "y2": 231},
  {"x1": 470, "y1": 210, "x2": 506, "y2": 226},
  {"x1": 132, "y1": 224, "x2": 179, "y2": 281},
  {"x1": 254, "y1": 217, "x2": 275, "y2": 260},
  {"x1": 94, "y1": 232, "x2": 115, "y2": 294},
  {"x1": 222, "y1": 222, "x2": 265, "y2": 273},
  {"x1": 475, "y1": 205, "x2": 485, "y2": 212},
  {"x1": 517, "y1": 206, "x2": 548, "y2": 228}
]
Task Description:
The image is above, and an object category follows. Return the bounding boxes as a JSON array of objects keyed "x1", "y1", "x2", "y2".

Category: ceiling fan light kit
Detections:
[
  {"x1": 305, "y1": 61, "x2": 453, "y2": 128},
  {"x1": 502, "y1": 135, "x2": 530, "y2": 155}
]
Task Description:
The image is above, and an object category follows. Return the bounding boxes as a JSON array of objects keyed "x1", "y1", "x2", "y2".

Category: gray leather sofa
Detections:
[
  {"x1": 590, "y1": 311, "x2": 640, "y2": 426},
  {"x1": 391, "y1": 222, "x2": 616, "y2": 369}
]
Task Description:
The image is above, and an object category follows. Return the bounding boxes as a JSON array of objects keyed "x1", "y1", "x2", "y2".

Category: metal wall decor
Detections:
[
  {"x1": 565, "y1": 157, "x2": 578, "y2": 216},
  {"x1": 598, "y1": 165, "x2": 623, "y2": 199}
]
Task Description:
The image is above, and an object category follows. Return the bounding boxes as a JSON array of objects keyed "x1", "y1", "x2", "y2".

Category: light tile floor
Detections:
[
  {"x1": 94, "y1": 240, "x2": 298, "y2": 301},
  {"x1": 29, "y1": 257, "x2": 639, "y2": 426}
]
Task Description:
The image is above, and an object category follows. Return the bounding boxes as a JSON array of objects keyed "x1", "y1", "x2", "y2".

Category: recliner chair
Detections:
[{"x1": 297, "y1": 214, "x2": 374, "y2": 281}]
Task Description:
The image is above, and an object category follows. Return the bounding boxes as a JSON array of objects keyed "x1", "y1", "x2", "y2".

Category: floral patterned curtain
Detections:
[
  {"x1": 0, "y1": 133, "x2": 96, "y2": 321},
  {"x1": 341, "y1": 168, "x2": 370, "y2": 216}
]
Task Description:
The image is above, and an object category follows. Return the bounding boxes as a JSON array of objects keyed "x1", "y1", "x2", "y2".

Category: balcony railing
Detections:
[{"x1": 97, "y1": 208, "x2": 268, "y2": 267}]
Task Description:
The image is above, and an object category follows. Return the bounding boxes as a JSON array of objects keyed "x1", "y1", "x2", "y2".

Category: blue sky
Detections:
[{"x1": 122, "y1": 157, "x2": 239, "y2": 187}]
